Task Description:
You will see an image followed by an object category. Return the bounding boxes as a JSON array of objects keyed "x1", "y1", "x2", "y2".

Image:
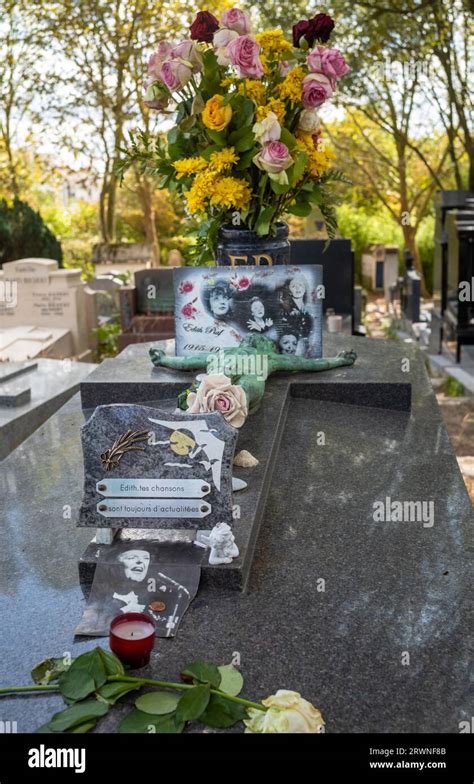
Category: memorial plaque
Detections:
[
  {"x1": 78, "y1": 404, "x2": 237, "y2": 529},
  {"x1": 174, "y1": 264, "x2": 323, "y2": 358}
]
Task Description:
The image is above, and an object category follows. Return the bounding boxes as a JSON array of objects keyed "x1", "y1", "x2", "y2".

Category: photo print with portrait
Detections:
[
  {"x1": 75, "y1": 542, "x2": 202, "y2": 638},
  {"x1": 174, "y1": 264, "x2": 323, "y2": 358}
]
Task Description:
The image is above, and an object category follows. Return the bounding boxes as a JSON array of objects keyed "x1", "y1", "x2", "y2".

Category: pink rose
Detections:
[
  {"x1": 302, "y1": 72, "x2": 334, "y2": 108},
  {"x1": 221, "y1": 7, "x2": 251, "y2": 35},
  {"x1": 279, "y1": 60, "x2": 290, "y2": 77},
  {"x1": 143, "y1": 79, "x2": 169, "y2": 110},
  {"x1": 181, "y1": 302, "x2": 197, "y2": 318},
  {"x1": 213, "y1": 28, "x2": 239, "y2": 66},
  {"x1": 227, "y1": 35, "x2": 263, "y2": 78},
  {"x1": 160, "y1": 59, "x2": 192, "y2": 91},
  {"x1": 253, "y1": 141, "x2": 293, "y2": 174},
  {"x1": 307, "y1": 46, "x2": 350, "y2": 80},
  {"x1": 253, "y1": 111, "x2": 281, "y2": 144},
  {"x1": 186, "y1": 373, "x2": 248, "y2": 428},
  {"x1": 179, "y1": 280, "x2": 194, "y2": 294},
  {"x1": 148, "y1": 42, "x2": 173, "y2": 78},
  {"x1": 298, "y1": 108, "x2": 321, "y2": 134},
  {"x1": 171, "y1": 39, "x2": 203, "y2": 72},
  {"x1": 238, "y1": 276, "x2": 250, "y2": 289}
]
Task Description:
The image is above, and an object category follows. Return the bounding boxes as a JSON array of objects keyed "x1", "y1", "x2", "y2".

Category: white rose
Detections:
[
  {"x1": 213, "y1": 28, "x2": 238, "y2": 66},
  {"x1": 252, "y1": 111, "x2": 281, "y2": 144},
  {"x1": 298, "y1": 109, "x2": 322, "y2": 134},
  {"x1": 244, "y1": 690, "x2": 325, "y2": 733},
  {"x1": 186, "y1": 373, "x2": 248, "y2": 428}
]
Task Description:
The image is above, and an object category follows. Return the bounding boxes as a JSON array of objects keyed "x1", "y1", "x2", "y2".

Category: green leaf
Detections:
[
  {"x1": 288, "y1": 201, "x2": 313, "y2": 217},
  {"x1": 59, "y1": 649, "x2": 107, "y2": 701},
  {"x1": 135, "y1": 691, "x2": 180, "y2": 716},
  {"x1": 180, "y1": 116, "x2": 196, "y2": 132},
  {"x1": 280, "y1": 127, "x2": 298, "y2": 150},
  {"x1": 206, "y1": 129, "x2": 226, "y2": 147},
  {"x1": 118, "y1": 708, "x2": 184, "y2": 734},
  {"x1": 217, "y1": 665, "x2": 244, "y2": 697},
  {"x1": 234, "y1": 131, "x2": 256, "y2": 153},
  {"x1": 31, "y1": 657, "x2": 72, "y2": 685},
  {"x1": 71, "y1": 721, "x2": 97, "y2": 734},
  {"x1": 181, "y1": 659, "x2": 221, "y2": 688},
  {"x1": 96, "y1": 682, "x2": 140, "y2": 705},
  {"x1": 254, "y1": 206, "x2": 276, "y2": 236},
  {"x1": 97, "y1": 648, "x2": 125, "y2": 677},
  {"x1": 235, "y1": 147, "x2": 259, "y2": 170},
  {"x1": 176, "y1": 684, "x2": 210, "y2": 723},
  {"x1": 288, "y1": 152, "x2": 308, "y2": 186},
  {"x1": 48, "y1": 700, "x2": 109, "y2": 732},
  {"x1": 229, "y1": 123, "x2": 254, "y2": 145},
  {"x1": 167, "y1": 126, "x2": 179, "y2": 145},
  {"x1": 200, "y1": 694, "x2": 247, "y2": 728},
  {"x1": 270, "y1": 179, "x2": 290, "y2": 195}
]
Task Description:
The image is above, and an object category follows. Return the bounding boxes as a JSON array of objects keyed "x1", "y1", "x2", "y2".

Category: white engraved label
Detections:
[
  {"x1": 96, "y1": 478, "x2": 210, "y2": 498},
  {"x1": 96, "y1": 499, "x2": 211, "y2": 518}
]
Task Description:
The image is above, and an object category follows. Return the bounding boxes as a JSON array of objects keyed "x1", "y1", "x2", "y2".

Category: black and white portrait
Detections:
[{"x1": 174, "y1": 265, "x2": 323, "y2": 357}]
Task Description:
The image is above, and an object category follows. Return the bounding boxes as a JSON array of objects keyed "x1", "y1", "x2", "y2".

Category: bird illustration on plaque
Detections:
[{"x1": 78, "y1": 404, "x2": 237, "y2": 530}]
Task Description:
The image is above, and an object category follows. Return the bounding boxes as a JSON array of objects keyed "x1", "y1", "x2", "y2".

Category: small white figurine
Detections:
[{"x1": 208, "y1": 523, "x2": 239, "y2": 565}]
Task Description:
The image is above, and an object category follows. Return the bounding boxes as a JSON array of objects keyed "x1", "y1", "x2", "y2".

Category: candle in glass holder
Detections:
[{"x1": 109, "y1": 612, "x2": 156, "y2": 668}]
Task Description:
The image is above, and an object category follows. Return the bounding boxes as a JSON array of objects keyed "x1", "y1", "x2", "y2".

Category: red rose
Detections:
[
  {"x1": 179, "y1": 280, "x2": 194, "y2": 294},
  {"x1": 190, "y1": 11, "x2": 219, "y2": 43},
  {"x1": 293, "y1": 13, "x2": 334, "y2": 48},
  {"x1": 181, "y1": 302, "x2": 196, "y2": 318},
  {"x1": 239, "y1": 276, "x2": 250, "y2": 289}
]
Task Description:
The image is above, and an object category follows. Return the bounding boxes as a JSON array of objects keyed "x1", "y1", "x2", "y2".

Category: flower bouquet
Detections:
[{"x1": 122, "y1": 8, "x2": 350, "y2": 264}]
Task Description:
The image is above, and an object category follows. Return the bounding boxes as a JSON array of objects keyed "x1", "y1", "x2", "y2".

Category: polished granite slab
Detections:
[{"x1": 0, "y1": 335, "x2": 472, "y2": 733}]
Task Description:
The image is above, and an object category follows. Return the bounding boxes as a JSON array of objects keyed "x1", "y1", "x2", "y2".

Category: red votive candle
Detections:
[{"x1": 109, "y1": 612, "x2": 156, "y2": 669}]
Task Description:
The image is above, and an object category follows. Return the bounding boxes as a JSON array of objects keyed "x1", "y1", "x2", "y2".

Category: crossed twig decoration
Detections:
[{"x1": 100, "y1": 430, "x2": 150, "y2": 471}]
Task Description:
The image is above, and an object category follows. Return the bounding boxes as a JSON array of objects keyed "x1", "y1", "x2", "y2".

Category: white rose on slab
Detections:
[
  {"x1": 186, "y1": 373, "x2": 248, "y2": 428},
  {"x1": 244, "y1": 690, "x2": 325, "y2": 733}
]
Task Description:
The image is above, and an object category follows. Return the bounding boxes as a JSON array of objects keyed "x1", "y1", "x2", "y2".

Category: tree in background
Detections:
[{"x1": 0, "y1": 198, "x2": 62, "y2": 266}]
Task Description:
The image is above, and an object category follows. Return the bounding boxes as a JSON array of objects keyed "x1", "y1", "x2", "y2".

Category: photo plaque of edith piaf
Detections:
[
  {"x1": 75, "y1": 545, "x2": 201, "y2": 638},
  {"x1": 174, "y1": 265, "x2": 324, "y2": 358}
]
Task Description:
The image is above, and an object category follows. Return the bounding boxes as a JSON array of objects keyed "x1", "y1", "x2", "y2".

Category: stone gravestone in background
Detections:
[
  {"x1": 78, "y1": 403, "x2": 237, "y2": 531},
  {"x1": 0, "y1": 258, "x2": 96, "y2": 359}
]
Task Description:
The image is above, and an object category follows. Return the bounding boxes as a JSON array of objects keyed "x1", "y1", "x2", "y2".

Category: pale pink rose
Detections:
[
  {"x1": 148, "y1": 41, "x2": 173, "y2": 77},
  {"x1": 160, "y1": 59, "x2": 192, "y2": 91},
  {"x1": 279, "y1": 60, "x2": 290, "y2": 77},
  {"x1": 227, "y1": 34, "x2": 263, "y2": 78},
  {"x1": 253, "y1": 141, "x2": 293, "y2": 174},
  {"x1": 221, "y1": 7, "x2": 251, "y2": 35},
  {"x1": 301, "y1": 72, "x2": 334, "y2": 108},
  {"x1": 213, "y1": 28, "x2": 239, "y2": 66},
  {"x1": 307, "y1": 46, "x2": 350, "y2": 80},
  {"x1": 171, "y1": 39, "x2": 203, "y2": 72},
  {"x1": 298, "y1": 108, "x2": 321, "y2": 134},
  {"x1": 143, "y1": 79, "x2": 169, "y2": 110},
  {"x1": 186, "y1": 373, "x2": 248, "y2": 428},
  {"x1": 253, "y1": 111, "x2": 281, "y2": 144}
]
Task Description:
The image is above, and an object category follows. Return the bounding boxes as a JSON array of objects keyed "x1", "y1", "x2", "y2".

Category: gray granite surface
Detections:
[
  {"x1": 0, "y1": 335, "x2": 472, "y2": 733},
  {"x1": 0, "y1": 358, "x2": 95, "y2": 460}
]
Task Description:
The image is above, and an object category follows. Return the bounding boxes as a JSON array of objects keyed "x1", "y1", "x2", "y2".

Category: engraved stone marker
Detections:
[{"x1": 78, "y1": 404, "x2": 237, "y2": 530}]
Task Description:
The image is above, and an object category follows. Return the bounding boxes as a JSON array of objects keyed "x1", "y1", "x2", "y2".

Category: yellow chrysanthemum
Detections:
[
  {"x1": 296, "y1": 131, "x2": 336, "y2": 175},
  {"x1": 184, "y1": 169, "x2": 217, "y2": 214},
  {"x1": 256, "y1": 98, "x2": 286, "y2": 124},
  {"x1": 209, "y1": 176, "x2": 252, "y2": 210},
  {"x1": 278, "y1": 66, "x2": 304, "y2": 104},
  {"x1": 255, "y1": 29, "x2": 293, "y2": 59},
  {"x1": 238, "y1": 79, "x2": 266, "y2": 105},
  {"x1": 209, "y1": 147, "x2": 239, "y2": 173},
  {"x1": 220, "y1": 76, "x2": 236, "y2": 89},
  {"x1": 173, "y1": 156, "x2": 207, "y2": 180}
]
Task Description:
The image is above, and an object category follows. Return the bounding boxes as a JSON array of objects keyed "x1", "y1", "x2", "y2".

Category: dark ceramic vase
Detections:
[{"x1": 216, "y1": 221, "x2": 290, "y2": 266}]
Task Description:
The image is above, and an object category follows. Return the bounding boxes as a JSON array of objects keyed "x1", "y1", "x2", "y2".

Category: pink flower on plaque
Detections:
[
  {"x1": 179, "y1": 280, "x2": 194, "y2": 294},
  {"x1": 181, "y1": 301, "x2": 197, "y2": 318},
  {"x1": 238, "y1": 276, "x2": 250, "y2": 289}
]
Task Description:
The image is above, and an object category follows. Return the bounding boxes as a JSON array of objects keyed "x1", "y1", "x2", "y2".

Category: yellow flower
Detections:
[
  {"x1": 238, "y1": 79, "x2": 266, "y2": 105},
  {"x1": 202, "y1": 94, "x2": 232, "y2": 132},
  {"x1": 279, "y1": 66, "x2": 304, "y2": 104},
  {"x1": 296, "y1": 131, "x2": 336, "y2": 175},
  {"x1": 184, "y1": 169, "x2": 217, "y2": 214},
  {"x1": 209, "y1": 176, "x2": 252, "y2": 210},
  {"x1": 255, "y1": 30, "x2": 293, "y2": 60},
  {"x1": 173, "y1": 156, "x2": 207, "y2": 179},
  {"x1": 209, "y1": 147, "x2": 239, "y2": 173},
  {"x1": 256, "y1": 98, "x2": 286, "y2": 124}
]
